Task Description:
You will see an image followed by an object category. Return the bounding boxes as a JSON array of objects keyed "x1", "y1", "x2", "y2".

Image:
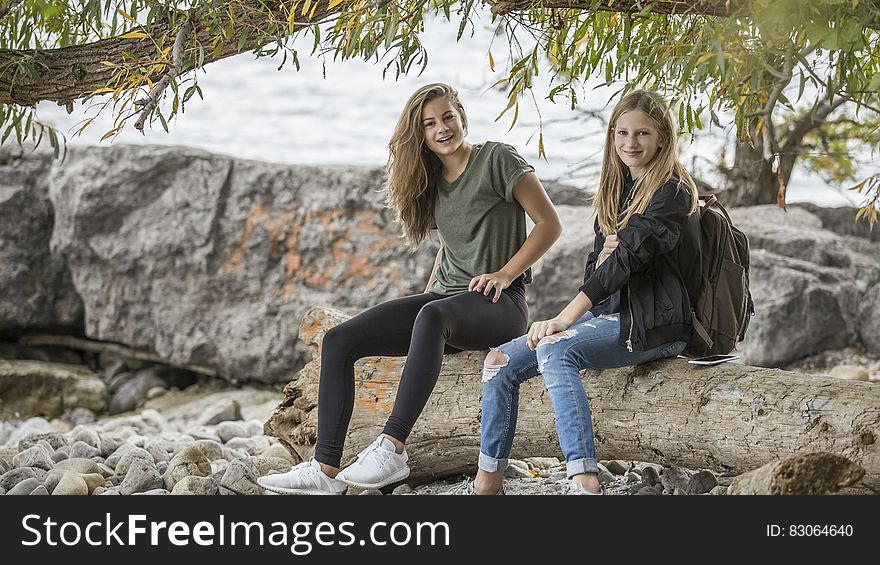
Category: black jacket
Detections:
[{"x1": 578, "y1": 178, "x2": 702, "y2": 351}]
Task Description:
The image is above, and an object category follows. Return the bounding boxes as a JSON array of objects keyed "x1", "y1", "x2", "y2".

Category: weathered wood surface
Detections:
[{"x1": 265, "y1": 308, "x2": 880, "y2": 491}]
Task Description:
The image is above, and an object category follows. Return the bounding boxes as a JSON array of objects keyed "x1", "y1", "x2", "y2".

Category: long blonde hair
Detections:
[
  {"x1": 386, "y1": 83, "x2": 468, "y2": 247},
  {"x1": 596, "y1": 90, "x2": 698, "y2": 236}
]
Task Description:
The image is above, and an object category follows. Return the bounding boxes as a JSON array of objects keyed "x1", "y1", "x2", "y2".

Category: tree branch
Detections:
[
  {"x1": 487, "y1": 0, "x2": 745, "y2": 17},
  {"x1": 3, "y1": 0, "x2": 878, "y2": 109},
  {"x1": 757, "y1": 44, "x2": 797, "y2": 163},
  {"x1": 784, "y1": 96, "x2": 851, "y2": 153},
  {"x1": 794, "y1": 50, "x2": 880, "y2": 115},
  {"x1": 769, "y1": 91, "x2": 852, "y2": 205},
  {"x1": 133, "y1": 17, "x2": 194, "y2": 133},
  {"x1": 0, "y1": 0, "x2": 24, "y2": 22},
  {"x1": 0, "y1": 0, "x2": 332, "y2": 106}
]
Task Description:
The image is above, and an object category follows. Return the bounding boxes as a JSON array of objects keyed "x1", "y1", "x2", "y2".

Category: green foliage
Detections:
[
  {"x1": 0, "y1": 102, "x2": 65, "y2": 157},
  {"x1": 0, "y1": 0, "x2": 878, "y2": 217},
  {"x1": 796, "y1": 112, "x2": 880, "y2": 184},
  {"x1": 497, "y1": 1, "x2": 878, "y2": 135},
  {"x1": 851, "y1": 173, "x2": 880, "y2": 226}
]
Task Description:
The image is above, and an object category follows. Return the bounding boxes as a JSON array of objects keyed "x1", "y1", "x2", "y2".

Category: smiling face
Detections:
[
  {"x1": 421, "y1": 97, "x2": 468, "y2": 158},
  {"x1": 614, "y1": 109, "x2": 662, "y2": 179}
]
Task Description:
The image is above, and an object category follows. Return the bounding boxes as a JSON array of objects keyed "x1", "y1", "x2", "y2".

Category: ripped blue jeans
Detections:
[{"x1": 479, "y1": 312, "x2": 686, "y2": 478}]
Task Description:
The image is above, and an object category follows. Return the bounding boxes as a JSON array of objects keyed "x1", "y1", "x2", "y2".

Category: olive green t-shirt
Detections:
[{"x1": 429, "y1": 142, "x2": 534, "y2": 295}]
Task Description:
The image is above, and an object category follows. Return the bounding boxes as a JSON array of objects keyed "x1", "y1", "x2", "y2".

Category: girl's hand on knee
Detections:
[
  {"x1": 468, "y1": 271, "x2": 513, "y2": 303},
  {"x1": 527, "y1": 318, "x2": 569, "y2": 350}
]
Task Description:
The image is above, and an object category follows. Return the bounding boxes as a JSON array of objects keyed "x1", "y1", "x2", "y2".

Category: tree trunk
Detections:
[
  {"x1": 720, "y1": 124, "x2": 779, "y2": 206},
  {"x1": 264, "y1": 308, "x2": 880, "y2": 492},
  {"x1": 720, "y1": 98, "x2": 841, "y2": 207}
]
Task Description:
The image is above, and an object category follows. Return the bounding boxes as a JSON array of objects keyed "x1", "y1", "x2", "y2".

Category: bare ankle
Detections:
[
  {"x1": 319, "y1": 462, "x2": 340, "y2": 478},
  {"x1": 381, "y1": 434, "x2": 406, "y2": 454},
  {"x1": 474, "y1": 470, "x2": 503, "y2": 495},
  {"x1": 571, "y1": 472, "x2": 601, "y2": 493}
]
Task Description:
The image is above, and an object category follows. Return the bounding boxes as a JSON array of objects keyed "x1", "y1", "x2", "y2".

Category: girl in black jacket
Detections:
[{"x1": 471, "y1": 90, "x2": 702, "y2": 495}]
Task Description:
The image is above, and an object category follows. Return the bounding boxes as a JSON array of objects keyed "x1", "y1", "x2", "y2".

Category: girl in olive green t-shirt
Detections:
[{"x1": 258, "y1": 83, "x2": 561, "y2": 495}]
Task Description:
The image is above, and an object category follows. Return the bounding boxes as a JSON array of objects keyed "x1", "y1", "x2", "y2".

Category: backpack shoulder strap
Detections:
[
  {"x1": 700, "y1": 194, "x2": 718, "y2": 218},
  {"x1": 691, "y1": 311, "x2": 714, "y2": 349},
  {"x1": 701, "y1": 195, "x2": 736, "y2": 225}
]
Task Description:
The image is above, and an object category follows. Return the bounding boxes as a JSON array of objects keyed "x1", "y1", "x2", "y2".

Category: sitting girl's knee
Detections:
[
  {"x1": 482, "y1": 349, "x2": 510, "y2": 383},
  {"x1": 321, "y1": 325, "x2": 345, "y2": 348},
  {"x1": 535, "y1": 332, "x2": 574, "y2": 373},
  {"x1": 485, "y1": 350, "x2": 508, "y2": 366},
  {"x1": 537, "y1": 331, "x2": 572, "y2": 347}
]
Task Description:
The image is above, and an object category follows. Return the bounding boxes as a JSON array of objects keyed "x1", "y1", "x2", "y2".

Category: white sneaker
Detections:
[
  {"x1": 566, "y1": 480, "x2": 603, "y2": 495},
  {"x1": 447, "y1": 478, "x2": 505, "y2": 495},
  {"x1": 257, "y1": 458, "x2": 347, "y2": 495},
  {"x1": 335, "y1": 436, "x2": 410, "y2": 489}
]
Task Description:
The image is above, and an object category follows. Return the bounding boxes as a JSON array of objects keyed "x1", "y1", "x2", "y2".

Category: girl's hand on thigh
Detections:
[
  {"x1": 527, "y1": 318, "x2": 570, "y2": 350},
  {"x1": 468, "y1": 271, "x2": 514, "y2": 303}
]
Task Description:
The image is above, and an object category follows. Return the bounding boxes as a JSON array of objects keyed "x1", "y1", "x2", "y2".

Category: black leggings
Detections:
[{"x1": 315, "y1": 284, "x2": 528, "y2": 468}]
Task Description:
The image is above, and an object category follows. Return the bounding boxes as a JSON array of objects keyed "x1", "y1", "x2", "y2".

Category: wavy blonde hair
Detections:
[
  {"x1": 386, "y1": 83, "x2": 467, "y2": 247},
  {"x1": 596, "y1": 89, "x2": 698, "y2": 236}
]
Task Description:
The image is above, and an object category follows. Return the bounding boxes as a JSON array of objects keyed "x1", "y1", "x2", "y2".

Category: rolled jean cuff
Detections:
[
  {"x1": 478, "y1": 452, "x2": 509, "y2": 474},
  {"x1": 566, "y1": 458, "x2": 599, "y2": 478}
]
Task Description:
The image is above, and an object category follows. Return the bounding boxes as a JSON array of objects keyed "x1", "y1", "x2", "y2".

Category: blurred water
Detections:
[{"x1": 37, "y1": 13, "x2": 866, "y2": 207}]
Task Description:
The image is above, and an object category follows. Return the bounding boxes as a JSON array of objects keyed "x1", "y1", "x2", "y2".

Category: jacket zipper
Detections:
[
  {"x1": 619, "y1": 186, "x2": 636, "y2": 353},
  {"x1": 626, "y1": 286, "x2": 634, "y2": 352}
]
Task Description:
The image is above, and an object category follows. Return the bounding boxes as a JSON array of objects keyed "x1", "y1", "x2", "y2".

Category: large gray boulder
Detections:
[
  {"x1": 527, "y1": 205, "x2": 594, "y2": 321},
  {"x1": 860, "y1": 283, "x2": 880, "y2": 354},
  {"x1": 45, "y1": 145, "x2": 435, "y2": 384},
  {"x1": 730, "y1": 206, "x2": 880, "y2": 366},
  {"x1": 741, "y1": 251, "x2": 859, "y2": 367},
  {"x1": 791, "y1": 202, "x2": 880, "y2": 243},
  {"x1": 0, "y1": 147, "x2": 83, "y2": 333}
]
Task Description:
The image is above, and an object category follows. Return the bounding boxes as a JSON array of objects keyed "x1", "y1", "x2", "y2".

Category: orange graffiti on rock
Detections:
[{"x1": 221, "y1": 204, "x2": 408, "y2": 298}]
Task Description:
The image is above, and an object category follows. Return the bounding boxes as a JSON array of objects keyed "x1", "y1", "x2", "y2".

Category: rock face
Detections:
[
  {"x1": 728, "y1": 452, "x2": 865, "y2": 495},
  {"x1": 860, "y1": 283, "x2": 880, "y2": 355},
  {"x1": 0, "y1": 360, "x2": 107, "y2": 419},
  {"x1": 1, "y1": 144, "x2": 879, "y2": 384},
  {"x1": 4, "y1": 144, "x2": 437, "y2": 384},
  {"x1": 730, "y1": 206, "x2": 880, "y2": 367},
  {"x1": 526, "y1": 205, "x2": 594, "y2": 321},
  {"x1": 0, "y1": 148, "x2": 83, "y2": 335}
]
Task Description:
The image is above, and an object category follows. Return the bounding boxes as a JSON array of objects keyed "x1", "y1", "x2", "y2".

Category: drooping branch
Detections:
[
  {"x1": 775, "y1": 95, "x2": 851, "y2": 189},
  {"x1": 794, "y1": 50, "x2": 880, "y2": 116},
  {"x1": 0, "y1": 0, "x2": 24, "y2": 22},
  {"x1": 133, "y1": 17, "x2": 194, "y2": 133},
  {"x1": 2, "y1": 0, "x2": 878, "y2": 110},
  {"x1": 0, "y1": 0, "x2": 756, "y2": 107},
  {"x1": 486, "y1": 0, "x2": 745, "y2": 17}
]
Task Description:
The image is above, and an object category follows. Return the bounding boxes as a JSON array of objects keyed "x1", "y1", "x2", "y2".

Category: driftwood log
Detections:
[{"x1": 265, "y1": 307, "x2": 880, "y2": 492}]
